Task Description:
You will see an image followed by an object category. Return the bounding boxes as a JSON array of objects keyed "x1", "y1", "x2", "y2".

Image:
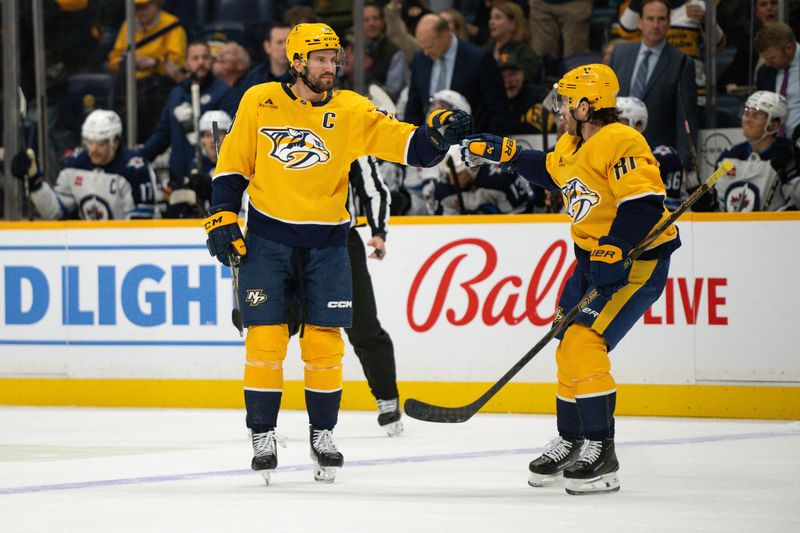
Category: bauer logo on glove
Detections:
[{"x1": 461, "y1": 134, "x2": 521, "y2": 171}]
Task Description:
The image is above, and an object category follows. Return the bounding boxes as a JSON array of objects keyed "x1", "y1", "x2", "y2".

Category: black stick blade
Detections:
[
  {"x1": 232, "y1": 309, "x2": 243, "y2": 337},
  {"x1": 404, "y1": 398, "x2": 476, "y2": 423}
]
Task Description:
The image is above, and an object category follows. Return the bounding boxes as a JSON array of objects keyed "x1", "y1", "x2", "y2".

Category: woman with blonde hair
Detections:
[{"x1": 486, "y1": 1, "x2": 540, "y2": 83}]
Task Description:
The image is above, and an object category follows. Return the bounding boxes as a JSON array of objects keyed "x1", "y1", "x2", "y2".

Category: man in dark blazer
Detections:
[
  {"x1": 404, "y1": 14, "x2": 512, "y2": 134},
  {"x1": 755, "y1": 22, "x2": 799, "y2": 140},
  {"x1": 610, "y1": 0, "x2": 698, "y2": 169}
]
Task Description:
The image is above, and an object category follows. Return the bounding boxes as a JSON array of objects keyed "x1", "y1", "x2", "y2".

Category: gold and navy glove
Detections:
[
  {"x1": 203, "y1": 206, "x2": 246, "y2": 267},
  {"x1": 588, "y1": 236, "x2": 632, "y2": 297},
  {"x1": 461, "y1": 133, "x2": 521, "y2": 172},
  {"x1": 425, "y1": 109, "x2": 474, "y2": 148}
]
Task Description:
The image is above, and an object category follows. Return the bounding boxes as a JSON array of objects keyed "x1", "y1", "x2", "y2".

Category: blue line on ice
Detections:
[{"x1": 1, "y1": 429, "x2": 798, "y2": 495}]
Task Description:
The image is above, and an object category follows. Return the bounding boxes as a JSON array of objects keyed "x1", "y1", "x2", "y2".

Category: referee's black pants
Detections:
[{"x1": 344, "y1": 227, "x2": 399, "y2": 401}]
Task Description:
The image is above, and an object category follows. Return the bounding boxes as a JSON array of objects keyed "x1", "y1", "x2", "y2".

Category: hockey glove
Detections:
[
  {"x1": 588, "y1": 236, "x2": 632, "y2": 297},
  {"x1": 203, "y1": 205, "x2": 246, "y2": 267},
  {"x1": 461, "y1": 134, "x2": 521, "y2": 172},
  {"x1": 425, "y1": 109, "x2": 474, "y2": 149},
  {"x1": 11, "y1": 149, "x2": 44, "y2": 191}
]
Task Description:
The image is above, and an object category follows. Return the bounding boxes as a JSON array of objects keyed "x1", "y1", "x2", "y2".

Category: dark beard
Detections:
[{"x1": 302, "y1": 71, "x2": 334, "y2": 94}]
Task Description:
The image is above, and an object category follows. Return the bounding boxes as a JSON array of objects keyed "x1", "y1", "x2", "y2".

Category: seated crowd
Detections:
[{"x1": 7, "y1": 0, "x2": 800, "y2": 219}]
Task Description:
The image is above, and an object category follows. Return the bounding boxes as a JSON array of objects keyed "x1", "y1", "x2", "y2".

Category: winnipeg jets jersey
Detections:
[
  {"x1": 544, "y1": 122, "x2": 678, "y2": 253},
  {"x1": 31, "y1": 148, "x2": 159, "y2": 220},
  {"x1": 652, "y1": 144, "x2": 685, "y2": 211},
  {"x1": 715, "y1": 140, "x2": 796, "y2": 212},
  {"x1": 213, "y1": 82, "x2": 417, "y2": 246}
]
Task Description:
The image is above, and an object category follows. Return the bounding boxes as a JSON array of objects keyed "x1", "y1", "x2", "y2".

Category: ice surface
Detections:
[{"x1": 0, "y1": 407, "x2": 798, "y2": 532}]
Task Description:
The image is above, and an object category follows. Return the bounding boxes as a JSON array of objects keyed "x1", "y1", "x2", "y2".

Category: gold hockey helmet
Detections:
[
  {"x1": 554, "y1": 63, "x2": 620, "y2": 112},
  {"x1": 285, "y1": 23, "x2": 343, "y2": 67}
]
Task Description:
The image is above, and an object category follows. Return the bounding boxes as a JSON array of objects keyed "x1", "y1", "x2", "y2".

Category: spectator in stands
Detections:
[
  {"x1": 385, "y1": 0, "x2": 422, "y2": 61},
  {"x1": 284, "y1": 5, "x2": 319, "y2": 28},
  {"x1": 212, "y1": 42, "x2": 252, "y2": 109},
  {"x1": 243, "y1": 24, "x2": 293, "y2": 88},
  {"x1": 498, "y1": 53, "x2": 553, "y2": 134},
  {"x1": 140, "y1": 41, "x2": 238, "y2": 193},
  {"x1": 615, "y1": 0, "x2": 725, "y2": 60},
  {"x1": 361, "y1": 1, "x2": 408, "y2": 98},
  {"x1": 755, "y1": 22, "x2": 800, "y2": 140},
  {"x1": 529, "y1": 0, "x2": 592, "y2": 59},
  {"x1": 467, "y1": 0, "x2": 529, "y2": 46},
  {"x1": 610, "y1": 0, "x2": 699, "y2": 170},
  {"x1": 440, "y1": 9, "x2": 469, "y2": 42},
  {"x1": 710, "y1": 91, "x2": 799, "y2": 211},
  {"x1": 107, "y1": 0, "x2": 187, "y2": 142},
  {"x1": 11, "y1": 110, "x2": 159, "y2": 220},
  {"x1": 405, "y1": 14, "x2": 511, "y2": 133},
  {"x1": 213, "y1": 42, "x2": 251, "y2": 87},
  {"x1": 486, "y1": 1, "x2": 540, "y2": 84},
  {"x1": 717, "y1": 0, "x2": 778, "y2": 96}
]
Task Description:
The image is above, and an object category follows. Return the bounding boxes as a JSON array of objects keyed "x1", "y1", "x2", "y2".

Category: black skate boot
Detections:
[
  {"x1": 564, "y1": 438, "x2": 620, "y2": 495},
  {"x1": 250, "y1": 429, "x2": 286, "y2": 485},
  {"x1": 309, "y1": 426, "x2": 344, "y2": 483},
  {"x1": 376, "y1": 398, "x2": 404, "y2": 437},
  {"x1": 528, "y1": 436, "x2": 585, "y2": 487}
]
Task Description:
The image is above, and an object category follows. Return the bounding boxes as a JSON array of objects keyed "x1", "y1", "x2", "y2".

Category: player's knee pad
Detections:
[
  {"x1": 559, "y1": 323, "x2": 616, "y2": 398},
  {"x1": 555, "y1": 341, "x2": 575, "y2": 401},
  {"x1": 244, "y1": 324, "x2": 290, "y2": 390},
  {"x1": 299, "y1": 325, "x2": 344, "y2": 391}
]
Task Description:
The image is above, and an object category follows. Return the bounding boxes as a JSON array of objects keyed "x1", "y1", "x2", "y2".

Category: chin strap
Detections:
[
  {"x1": 298, "y1": 70, "x2": 328, "y2": 95},
  {"x1": 570, "y1": 108, "x2": 589, "y2": 139}
]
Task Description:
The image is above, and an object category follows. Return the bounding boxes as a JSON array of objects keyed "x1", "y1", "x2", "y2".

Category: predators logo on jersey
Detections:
[
  {"x1": 563, "y1": 178, "x2": 600, "y2": 222},
  {"x1": 545, "y1": 123, "x2": 678, "y2": 252},
  {"x1": 260, "y1": 127, "x2": 331, "y2": 169}
]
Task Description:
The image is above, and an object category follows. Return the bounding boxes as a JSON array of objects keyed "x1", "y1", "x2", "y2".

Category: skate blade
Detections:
[
  {"x1": 527, "y1": 472, "x2": 560, "y2": 487},
  {"x1": 313, "y1": 465, "x2": 339, "y2": 483},
  {"x1": 257, "y1": 469, "x2": 274, "y2": 486},
  {"x1": 564, "y1": 472, "x2": 620, "y2": 495},
  {"x1": 381, "y1": 420, "x2": 404, "y2": 437}
]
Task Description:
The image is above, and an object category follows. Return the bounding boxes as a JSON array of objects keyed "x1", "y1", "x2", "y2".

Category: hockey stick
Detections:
[
  {"x1": 404, "y1": 159, "x2": 733, "y2": 423},
  {"x1": 211, "y1": 119, "x2": 244, "y2": 337}
]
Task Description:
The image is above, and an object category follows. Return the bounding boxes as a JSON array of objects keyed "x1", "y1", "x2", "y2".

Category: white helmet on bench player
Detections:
[
  {"x1": 617, "y1": 96, "x2": 648, "y2": 133},
  {"x1": 82, "y1": 109, "x2": 123, "y2": 141}
]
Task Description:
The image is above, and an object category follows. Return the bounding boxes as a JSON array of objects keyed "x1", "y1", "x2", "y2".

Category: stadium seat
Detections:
[
  {"x1": 199, "y1": 20, "x2": 248, "y2": 47},
  {"x1": 560, "y1": 52, "x2": 603, "y2": 73},
  {"x1": 164, "y1": 0, "x2": 211, "y2": 40},
  {"x1": 57, "y1": 73, "x2": 116, "y2": 150}
]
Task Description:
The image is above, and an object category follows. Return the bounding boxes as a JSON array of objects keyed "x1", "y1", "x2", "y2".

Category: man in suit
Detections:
[
  {"x1": 610, "y1": 0, "x2": 698, "y2": 169},
  {"x1": 755, "y1": 22, "x2": 800, "y2": 140},
  {"x1": 405, "y1": 14, "x2": 512, "y2": 134}
]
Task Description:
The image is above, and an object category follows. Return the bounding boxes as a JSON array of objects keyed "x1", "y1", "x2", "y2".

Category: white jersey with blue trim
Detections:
[{"x1": 31, "y1": 148, "x2": 160, "y2": 220}]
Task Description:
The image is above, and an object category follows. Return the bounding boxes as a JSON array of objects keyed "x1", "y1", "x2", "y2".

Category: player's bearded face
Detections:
[
  {"x1": 84, "y1": 138, "x2": 118, "y2": 166},
  {"x1": 302, "y1": 50, "x2": 338, "y2": 93}
]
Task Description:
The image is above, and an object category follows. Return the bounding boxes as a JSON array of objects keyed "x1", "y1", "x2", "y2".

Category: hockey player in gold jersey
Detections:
[
  {"x1": 202, "y1": 23, "x2": 472, "y2": 485},
  {"x1": 463, "y1": 64, "x2": 680, "y2": 495}
]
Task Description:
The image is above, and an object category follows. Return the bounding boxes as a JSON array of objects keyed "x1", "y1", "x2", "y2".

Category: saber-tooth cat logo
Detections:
[
  {"x1": 246, "y1": 289, "x2": 268, "y2": 306},
  {"x1": 260, "y1": 127, "x2": 330, "y2": 169}
]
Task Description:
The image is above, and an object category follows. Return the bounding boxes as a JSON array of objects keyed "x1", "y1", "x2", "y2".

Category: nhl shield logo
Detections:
[{"x1": 260, "y1": 127, "x2": 330, "y2": 169}]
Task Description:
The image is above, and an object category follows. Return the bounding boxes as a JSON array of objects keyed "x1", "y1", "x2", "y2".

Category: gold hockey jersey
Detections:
[
  {"x1": 214, "y1": 82, "x2": 416, "y2": 228},
  {"x1": 545, "y1": 122, "x2": 678, "y2": 252}
]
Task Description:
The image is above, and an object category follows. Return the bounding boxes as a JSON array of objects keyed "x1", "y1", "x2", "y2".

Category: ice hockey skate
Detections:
[
  {"x1": 377, "y1": 398, "x2": 404, "y2": 437},
  {"x1": 528, "y1": 436, "x2": 585, "y2": 487},
  {"x1": 309, "y1": 426, "x2": 344, "y2": 483},
  {"x1": 250, "y1": 429, "x2": 286, "y2": 485},
  {"x1": 564, "y1": 438, "x2": 620, "y2": 495}
]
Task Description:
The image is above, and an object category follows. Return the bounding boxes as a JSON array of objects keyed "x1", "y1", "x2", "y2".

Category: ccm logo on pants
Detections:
[{"x1": 327, "y1": 300, "x2": 353, "y2": 308}]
